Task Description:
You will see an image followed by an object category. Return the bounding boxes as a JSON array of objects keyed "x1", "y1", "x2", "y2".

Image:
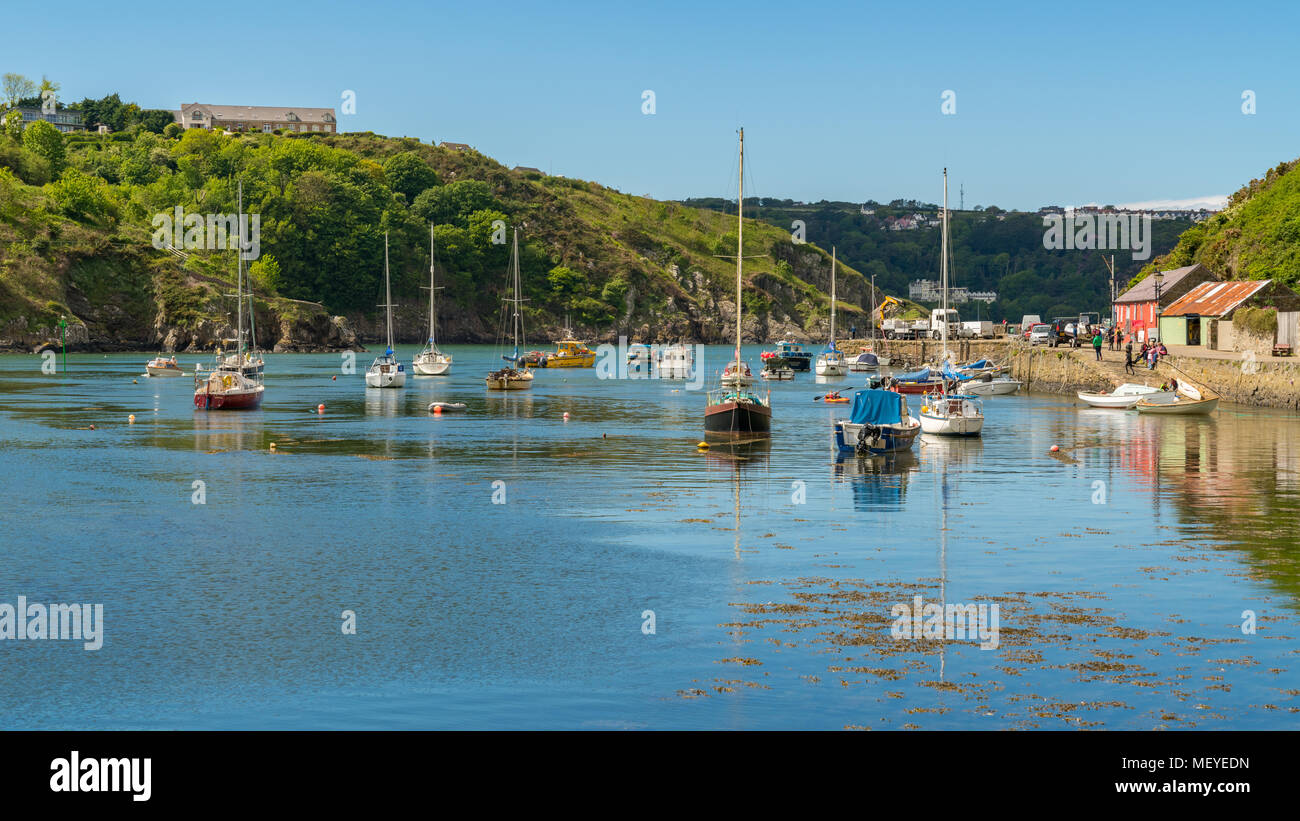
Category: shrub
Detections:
[{"x1": 1234, "y1": 305, "x2": 1277, "y2": 338}]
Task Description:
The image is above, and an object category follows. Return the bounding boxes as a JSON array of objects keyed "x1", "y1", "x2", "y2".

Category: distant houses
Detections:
[
  {"x1": 439, "y1": 142, "x2": 472, "y2": 152},
  {"x1": 174, "y1": 103, "x2": 337, "y2": 134},
  {"x1": 4, "y1": 106, "x2": 85, "y2": 133},
  {"x1": 908, "y1": 279, "x2": 997, "y2": 304}
]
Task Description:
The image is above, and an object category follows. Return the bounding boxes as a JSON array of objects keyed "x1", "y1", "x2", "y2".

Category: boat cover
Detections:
[
  {"x1": 893, "y1": 367, "x2": 931, "y2": 383},
  {"x1": 850, "y1": 389, "x2": 903, "y2": 426},
  {"x1": 855, "y1": 352, "x2": 879, "y2": 365},
  {"x1": 961, "y1": 359, "x2": 990, "y2": 369},
  {"x1": 941, "y1": 363, "x2": 972, "y2": 381}
]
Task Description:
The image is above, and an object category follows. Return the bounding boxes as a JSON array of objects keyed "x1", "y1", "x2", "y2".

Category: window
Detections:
[{"x1": 262, "y1": 123, "x2": 271, "y2": 133}]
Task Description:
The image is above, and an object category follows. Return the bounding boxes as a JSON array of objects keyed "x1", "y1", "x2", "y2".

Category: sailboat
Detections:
[
  {"x1": 194, "y1": 182, "x2": 264, "y2": 410},
  {"x1": 815, "y1": 247, "x2": 847, "y2": 376},
  {"x1": 413, "y1": 223, "x2": 452, "y2": 375},
  {"x1": 486, "y1": 227, "x2": 534, "y2": 390},
  {"x1": 704, "y1": 128, "x2": 771, "y2": 436},
  {"x1": 365, "y1": 231, "x2": 406, "y2": 388},
  {"x1": 919, "y1": 169, "x2": 983, "y2": 437}
]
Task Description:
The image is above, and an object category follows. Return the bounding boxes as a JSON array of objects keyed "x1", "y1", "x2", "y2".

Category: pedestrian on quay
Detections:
[
  {"x1": 1092, "y1": 330, "x2": 1103, "y2": 360},
  {"x1": 1124, "y1": 345, "x2": 1136, "y2": 374}
]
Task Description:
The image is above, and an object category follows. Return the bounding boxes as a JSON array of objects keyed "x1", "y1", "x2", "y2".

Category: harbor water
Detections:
[{"x1": 1, "y1": 345, "x2": 1298, "y2": 729}]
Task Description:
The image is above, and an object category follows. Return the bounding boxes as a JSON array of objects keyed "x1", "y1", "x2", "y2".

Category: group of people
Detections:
[{"x1": 1123, "y1": 338, "x2": 1168, "y2": 374}]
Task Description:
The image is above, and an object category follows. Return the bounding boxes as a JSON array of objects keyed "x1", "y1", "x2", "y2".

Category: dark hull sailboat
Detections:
[{"x1": 704, "y1": 397, "x2": 772, "y2": 435}]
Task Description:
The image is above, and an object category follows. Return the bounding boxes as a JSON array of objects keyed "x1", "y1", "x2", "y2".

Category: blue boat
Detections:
[{"x1": 833, "y1": 389, "x2": 922, "y2": 455}]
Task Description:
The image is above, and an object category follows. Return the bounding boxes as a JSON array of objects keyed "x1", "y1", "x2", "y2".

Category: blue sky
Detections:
[{"x1": 7, "y1": 0, "x2": 1298, "y2": 210}]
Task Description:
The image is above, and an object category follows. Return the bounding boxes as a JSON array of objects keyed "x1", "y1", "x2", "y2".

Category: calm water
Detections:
[{"x1": 1, "y1": 345, "x2": 1298, "y2": 729}]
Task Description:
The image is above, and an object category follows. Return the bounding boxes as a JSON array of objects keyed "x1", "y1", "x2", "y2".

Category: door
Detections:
[{"x1": 1186, "y1": 315, "x2": 1201, "y2": 345}]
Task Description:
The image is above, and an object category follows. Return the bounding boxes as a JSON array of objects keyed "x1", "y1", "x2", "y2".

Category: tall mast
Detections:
[
  {"x1": 735, "y1": 128, "x2": 744, "y2": 367},
  {"x1": 513, "y1": 228, "x2": 522, "y2": 352},
  {"x1": 236, "y1": 180, "x2": 244, "y2": 359},
  {"x1": 428, "y1": 222, "x2": 437, "y2": 345},
  {"x1": 830, "y1": 246, "x2": 837, "y2": 345},
  {"x1": 384, "y1": 231, "x2": 393, "y2": 351},
  {"x1": 941, "y1": 168, "x2": 949, "y2": 358}
]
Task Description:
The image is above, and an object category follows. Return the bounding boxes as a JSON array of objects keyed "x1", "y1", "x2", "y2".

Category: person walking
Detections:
[
  {"x1": 1092, "y1": 330, "x2": 1103, "y2": 361},
  {"x1": 1124, "y1": 344, "x2": 1136, "y2": 374}
]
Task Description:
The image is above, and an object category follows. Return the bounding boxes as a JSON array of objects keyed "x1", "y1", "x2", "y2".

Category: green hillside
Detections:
[
  {"x1": 1135, "y1": 159, "x2": 1300, "y2": 287},
  {"x1": 0, "y1": 125, "x2": 907, "y2": 351}
]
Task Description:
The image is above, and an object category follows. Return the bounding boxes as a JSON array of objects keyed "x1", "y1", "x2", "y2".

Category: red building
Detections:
[{"x1": 1113, "y1": 263, "x2": 1217, "y2": 343}]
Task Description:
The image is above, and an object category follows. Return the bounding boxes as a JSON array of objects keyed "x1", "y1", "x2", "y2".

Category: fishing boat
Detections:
[
  {"x1": 365, "y1": 232, "x2": 406, "y2": 389},
  {"x1": 916, "y1": 169, "x2": 983, "y2": 437},
  {"x1": 849, "y1": 351, "x2": 879, "y2": 372},
  {"x1": 775, "y1": 339, "x2": 813, "y2": 371},
  {"x1": 1077, "y1": 383, "x2": 1174, "y2": 409},
  {"x1": 544, "y1": 325, "x2": 596, "y2": 368},
  {"x1": 815, "y1": 248, "x2": 848, "y2": 377},
  {"x1": 760, "y1": 353, "x2": 794, "y2": 380},
  {"x1": 833, "y1": 389, "x2": 922, "y2": 455},
  {"x1": 412, "y1": 223, "x2": 452, "y2": 376},
  {"x1": 146, "y1": 355, "x2": 183, "y2": 377},
  {"x1": 1135, "y1": 382, "x2": 1219, "y2": 414},
  {"x1": 486, "y1": 227, "x2": 534, "y2": 390},
  {"x1": 656, "y1": 343, "x2": 694, "y2": 379},
  {"x1": 705, "y1": 128, "x2": 772, "y2": 437},
  {"x1": 964, "y1": 374, "x2": 1022, "y2": 396},
  {"x1": 194, "y1": 182, "x2": 264, "y2": 411}
]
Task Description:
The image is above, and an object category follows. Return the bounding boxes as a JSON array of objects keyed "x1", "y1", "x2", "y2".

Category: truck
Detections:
[
  {"x1": 929, "y1": 308, "x2": 966, "y2": 340},
  {"x1": 962, "y1": 320, "x2": 995, "y2": 338}
]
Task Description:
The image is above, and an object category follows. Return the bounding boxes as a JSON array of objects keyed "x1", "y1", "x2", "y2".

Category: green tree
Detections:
[
  {"x1": 411, "y1": 179, "x2": 497, "y2": 226},
  {"x1": 383, "y1": 152, "x2": 439, "y2": 203},
  {"x1": 2, "y1": 73, "x2": 36, "y2": 107},
  {"x1": 22, "y1": 120, "x2": 65, "y2": 174}
]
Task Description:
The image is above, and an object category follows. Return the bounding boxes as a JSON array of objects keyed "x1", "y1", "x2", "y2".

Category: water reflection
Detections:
[{"x1": 833, "y1": 451, "x2": 917, "y2": 511}]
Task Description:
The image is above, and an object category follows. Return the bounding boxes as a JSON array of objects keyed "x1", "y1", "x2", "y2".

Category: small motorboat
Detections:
[
  {"x1": 1077, "y1": 383, "x2": 1174, "y2": 409},
  {"x1": 146, "y1": 355, "x2": 184, "y2": 377},
  {"x1": 965, "y1": 375, "x2": 1022, "y2": 396},
  {"x1": 1136, "y1": 383, "x2": 1219, "y2": 415},
  {"x1": 428, "y1": 401, "x2": 468, "y2": 412},
  {"x1": 833, "y1": 389, "x2": 922, "y2": 455},
  {"x1": 887, "y1": 367, "x2": 947, "y2": 395},
  {"x1": 849, "y1": 351, "x2": 880, "y2": 372}
]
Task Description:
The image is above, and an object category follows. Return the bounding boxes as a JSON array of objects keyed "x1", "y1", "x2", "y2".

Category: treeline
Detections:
[{"x1": 681, "y1": 198, "x2": 1189, "y2": 321}]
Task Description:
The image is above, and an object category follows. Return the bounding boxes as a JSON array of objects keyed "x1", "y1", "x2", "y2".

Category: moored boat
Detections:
[
  {"x1": 656, "y1": 343, "x2": 694, "y2": 379},
  {"x1": 146, "y1": 355, "x2": 183, "y2": 377},
  {"x1": 849, "y1": 351, "x2": 879, "y2": 372},
  {"x1": 487, "y1": 227, "x2": 534, "y2": 391},
  {"x1": 1135, "y1": 383, "x2": 1219, "y2": 415},
  {"x1": 833, "y1": 389, "x2": 922, "y2": 455},
  {"x1": 704, "y1": 128, "x2": 771, "y2": 437},
  {"x1": 888, "y1": 367, "x2": 947, "y2": 394},
  {"x1": 545, "y1": 334, "x2": 596, "y2": 368},
  {"x1": 775, "y1": 339, "x2": 813, "y2": 371},
  {"x1": 919, "y1": 391, "x2": 984, "y2": 436},
  {"x1": 365, "y1": 232, "x2": 406, "y2": 389},
  {"x1": 412, "y1": 222, "x2": 452, "y2": 376},
  {"x1": 815, "y1": 248, "x2": 848, "y2": 377},
  {"x1": 1077, "y1": 383, "x2": 1174, "y2": 409},
  {"x1": 964, "y1": 374, "x2": 1022, "y2": 396}
]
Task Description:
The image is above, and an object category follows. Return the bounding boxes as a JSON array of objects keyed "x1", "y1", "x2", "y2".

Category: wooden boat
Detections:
[
  {"x1": 834, "y1": 389, "x2": 921, "y2": 455},
  {"x1": 413, "y1": 223, "x2": 452, "y2": 376},
  {"x1": 1077, "y1": 382, "x2": 1173, "y2": 409},
  {"x1": 704, "y1": 129, "x2": 771, "y2": 437},
  {"x1": 486, "y1": 228, "x2": 533, "y2": 390},
  {"x1": 815, "y1": 248, "x2": 848, "y2": 376},
  {"x1": 365, "y1": 232, "x2": 406, "y2": 389},
  {"x1": 146, "y1": 355, "x2": 183, "y2": 377},
  {"x1": 1136, "y1": 383, "x2": 1219, "y2": 414}
]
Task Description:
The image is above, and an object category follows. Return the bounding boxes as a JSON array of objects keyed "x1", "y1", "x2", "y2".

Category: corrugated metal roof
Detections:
[
  {"x1": 1162, "y1": 279, "x2": 1271, "y2": 317},
  {"x1": 1115, "y1": 264, "x2": 1209, "y2": 303}
]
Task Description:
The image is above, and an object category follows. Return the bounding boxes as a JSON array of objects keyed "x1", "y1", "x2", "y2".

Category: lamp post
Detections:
[
  {"x1": 58, "y1": 315, "x2": 67, "y2": 373},
  {"x1": 1152, "y1": 270, "x2": 1164, "y2": 341}
]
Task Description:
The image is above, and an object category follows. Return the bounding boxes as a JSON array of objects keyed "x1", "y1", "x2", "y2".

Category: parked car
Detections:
[{"x1": 1028, "y1": 323, "x2": 1053, "y2": 346}]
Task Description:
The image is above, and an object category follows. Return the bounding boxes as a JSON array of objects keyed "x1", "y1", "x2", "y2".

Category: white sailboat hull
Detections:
[
  {"x1": 965, "y1": 378, "x2": 1021, "y2": 396},
  {"x1": 366, "y1": 368, "x2": 406, "y2": 388},
  {"x1": 815, "y1": 359, "x2": 848, "y2": 376},
  {"x1": 920, "y1": 412, "x2": 984, "y2": 436},
  {"x1": 413, "y1": 355, "x2": 452, "y2": 375}
]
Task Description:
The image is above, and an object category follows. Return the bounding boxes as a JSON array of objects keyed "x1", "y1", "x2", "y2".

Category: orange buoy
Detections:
[
  {"x1": 89, "y1": 424, "x2": 95, "y2": 430},
  {"x1": 433, "y1": 406, "x2": 443, "y2": 415},
  {"x1": 128, "y1": 414, "x2": 135, "y2": 424},
  {"x1": 332, "y1": 375, "x2": 337, "y2": 381},
  {"x1": 563, "y1": 412, "x2": 570, "y2": 420},
  {"x1": 317, "y1": 404, "x2": 325, "y2": 412},
  {"x1": 1050, "y1": 445, "x2": 1060, "y2": 453}
]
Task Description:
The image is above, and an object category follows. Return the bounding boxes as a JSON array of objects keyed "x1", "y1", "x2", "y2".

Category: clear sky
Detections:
[{"x1": 7, "y1": 0, "x2": 1298, "y2": 210}]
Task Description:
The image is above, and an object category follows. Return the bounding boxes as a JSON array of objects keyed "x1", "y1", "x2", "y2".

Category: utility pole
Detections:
[{"x1": 959, "y1": 183, "x2": 964, "y2": 212}]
